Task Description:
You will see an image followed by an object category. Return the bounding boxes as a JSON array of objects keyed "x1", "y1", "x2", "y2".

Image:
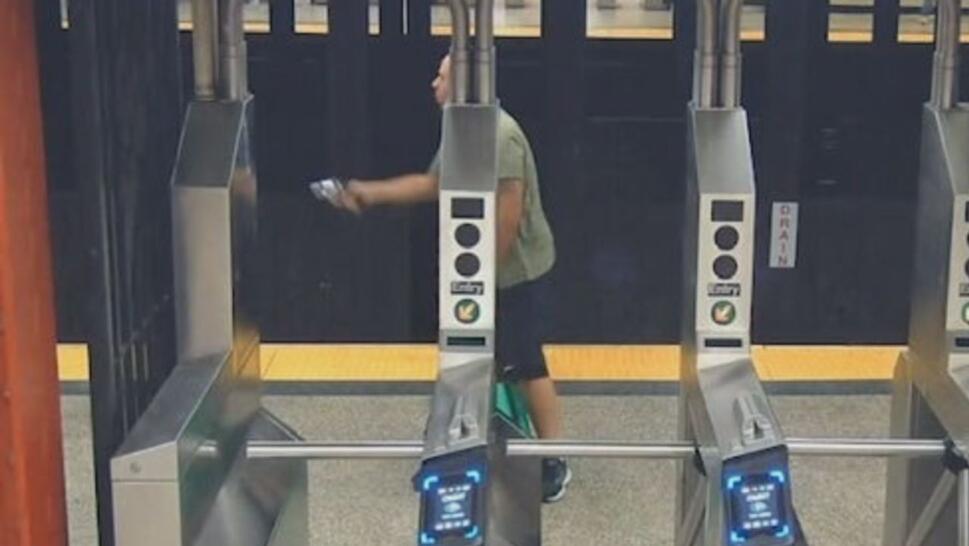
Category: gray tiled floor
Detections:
[{"x1": 62, "y1": 393, "x2": 892, "y2": 545}]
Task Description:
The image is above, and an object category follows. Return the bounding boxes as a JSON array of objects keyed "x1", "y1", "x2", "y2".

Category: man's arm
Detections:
[
  {"x1": 342, "y1": 174, "x2": 439, "y2": 212},
  {"x1": 496, "y1": 179, "x2": 525, "y2": 264}
]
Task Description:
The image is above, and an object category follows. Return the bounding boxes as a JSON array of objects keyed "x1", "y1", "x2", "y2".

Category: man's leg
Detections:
[{"x1": 522, "y1": 376, "x2": 563, "y2": 439}]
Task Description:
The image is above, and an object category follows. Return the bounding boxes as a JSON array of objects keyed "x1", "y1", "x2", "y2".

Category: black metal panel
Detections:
[
  {"x1": 67, "y1": 0, "x2": 181, "y2": 544},
  {"x1": 752, "y1": 0, "x2": 827, "y2": 343},
  {"x1": 541, "y1": 0, "x2": 591, "y2": 340},
  {"x1": 874, "y1": 0, "x2": 901, "y2": 46},
  {"x1": 327, "y1": 0, "x2": 370, "y2": 176}
]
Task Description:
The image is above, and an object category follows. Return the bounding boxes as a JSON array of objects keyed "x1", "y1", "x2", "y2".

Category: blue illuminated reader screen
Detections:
[
  {"x1": 726, "y1": 472, "x2": 791, "y2": 544},
  {"x1": 420, "y1": 471, "x2": 483, "y2": 544}
]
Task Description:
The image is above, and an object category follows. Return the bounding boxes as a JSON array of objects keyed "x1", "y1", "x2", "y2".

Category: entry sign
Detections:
[{"x1": 770, "y1": 202, "x2": 799, "y2": 269}]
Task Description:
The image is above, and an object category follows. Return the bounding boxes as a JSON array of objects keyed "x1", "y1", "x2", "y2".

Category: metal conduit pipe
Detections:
[
  {"x1": 931, "y1": 0, "x2": 961, "y2": 109},
  {"x1": 718, "y1": 0, "x2": 744, "y2": 108},
  {"x1": 218, "y1": 0, "x2": 247, "y2": 101},
  {"x1": 474, "y1": 0, "x2": 496, "y2": 105},
  {"x1": 694, "y1": 0, "x2": 719, "y2": 108},
  {"x1": 191, "y1": 0, "x2": 219, "y2": 100},
  {"x1": 447, "y1": 0, "x2": 472, "y2": 105}
]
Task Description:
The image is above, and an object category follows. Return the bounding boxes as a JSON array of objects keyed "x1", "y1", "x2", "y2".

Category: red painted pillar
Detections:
[{"x1": 0, "y1": 1, "x2": 69, "y2": 546}]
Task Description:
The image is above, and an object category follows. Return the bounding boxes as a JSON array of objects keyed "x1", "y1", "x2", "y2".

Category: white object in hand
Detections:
[{"x1": 309, "y1": 178, "x2": 345, "y2": 207}]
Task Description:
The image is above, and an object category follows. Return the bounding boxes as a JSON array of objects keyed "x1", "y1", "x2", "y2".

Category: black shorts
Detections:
[{"x1": 496, "y1": 280, "x2": 549, "y2": 382}]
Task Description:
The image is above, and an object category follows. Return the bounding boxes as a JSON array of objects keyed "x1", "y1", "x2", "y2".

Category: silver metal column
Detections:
[
  {"x1": 111, "y1": 3, "x2": 307, "y2": 544},
  {"x1": 191, "y1": 0, "x2": 219, "y2": 100},
  {"x1": 884, "y1": 2, "x2": 969, "y2": 544},
  {"x1": 416, "y1": 2, "x2": 540, "y2": 544},
  {"x1": 677, "y1": 1, "x2": 803, "y2": 544}
]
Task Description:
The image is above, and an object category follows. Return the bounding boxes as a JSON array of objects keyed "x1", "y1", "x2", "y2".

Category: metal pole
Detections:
[
  {"x1": 930, "y1": 0, "x2": 960, "y2": 109},
  {"x1": 192, "y1": 0, "x2": 219, "y2": 99},
  {"x1": 787, "y1": 438, "x2": 947, "y2": 458},
  {"x1": 960, "y1": 469, "x2": 969, "y2": 546},
  {"x1": 903, "y1": 471, "x2": 957, "y2": 546},
  {"x1": 676, "y1": 480, "x2": 707, "y2": 546},
  {"x1": 218, "y1": 0, "x2": 247, "y2": 100},
  {"x1": 447, "y1": 0, "x2": 471, "y2": 105},
  {"x1": 719, "y1": 0, "x2": 743, "y2": 108},
  {"x1": 248, "y1": 441, "x2": 425, "y2": 460},
  {"x1": 693, "y1": 0, "x2": 719, "y2": 107},
  {"x1": 507, "y1": 440, "x2": 697, "y2": 459},
  {"x1": 247, "y1": 438, "x2": 948, "y2": 461},
  {"x1": 474, "y1": 0, "x2": 496, "y2": 105}
]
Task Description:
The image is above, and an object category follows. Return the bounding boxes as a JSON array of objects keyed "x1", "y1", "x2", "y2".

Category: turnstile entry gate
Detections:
[
  {"x1": 109, "y1": 2, "x2": 308, "y2": 545},
  {"x1": 415, "y1": 1, "x2": 541, "y2": 545},
  {"x1": 104, "y1": 1, "x2": 969, "y2": 544},
  {"x1": 676, "y1": 1, "x2": 804, "y2": 545},
  {"x1": 884, "y1": 2, "x2": 969, "y2": 544}
]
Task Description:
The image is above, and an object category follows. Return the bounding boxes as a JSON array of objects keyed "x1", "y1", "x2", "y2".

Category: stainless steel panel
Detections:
[
  {"x1": 171, "y1": 99, "x2": 259, "y2": 370},
  {"x1": 113, "y1": 95, "x2": 305, "y2": 546},
  {"x1": 192, "y1": 412, "x2": 307, "y2": 546},
  {"x1": 438, "y1": 104, "x2": 499, "y2": 351},
  {"x1": 422, "y1": 360, "x2": 495, "y2": 459},
  {"x1": 887, "y1": 106, "x2": 969, "y2": 545},
  {"x1": 486, "y1": 420, "x2": 541, "y2": 546},
  {"x1": 678, "y1": 107, "x2": 800, "y2": 546},
  {"x1": 113, "y1": 481, "x2": 182, "y2": 546}
]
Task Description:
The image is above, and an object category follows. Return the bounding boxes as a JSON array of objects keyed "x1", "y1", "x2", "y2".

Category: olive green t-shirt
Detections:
[{"x1": 429, "y1": 109, "x2": 556, "y2": 289}]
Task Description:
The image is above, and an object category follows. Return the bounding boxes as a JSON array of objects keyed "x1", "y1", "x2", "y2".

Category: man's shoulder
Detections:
[{"x1": 498, "y1": 108, "x2": 529, "y2": 145}]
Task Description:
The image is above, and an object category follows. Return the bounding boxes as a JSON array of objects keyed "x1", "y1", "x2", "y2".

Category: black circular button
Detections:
[
  {"x1": 713, "y1": 255, "x2": 738, "y2": 280},
  {"x1": 455, "y1": 253, "x2": 481, "y2": 277},
  {"x1": 715, "y1": 226, "x2": 740, "y2": 251},
  {"x1": 455, "y1": 224, "x2": 481, "y2": 248},
  {"x1": 964, "y1": 258, "x2": 969, "y2": 278}
]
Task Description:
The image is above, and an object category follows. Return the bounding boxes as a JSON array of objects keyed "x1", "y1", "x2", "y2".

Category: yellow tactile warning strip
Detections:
[{"x1": 57, "y1": 343, "x2": 903, "y2": 383}]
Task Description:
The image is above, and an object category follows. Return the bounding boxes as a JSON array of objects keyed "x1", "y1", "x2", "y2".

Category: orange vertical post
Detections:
[{"x1": 0, "y1": 1, "x2": 69, "y2": 546}]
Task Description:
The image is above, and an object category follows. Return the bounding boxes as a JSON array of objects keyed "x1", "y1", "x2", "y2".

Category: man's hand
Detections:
[{"x1": 339, "y1": 180, "x2": 369, "y2": 214}]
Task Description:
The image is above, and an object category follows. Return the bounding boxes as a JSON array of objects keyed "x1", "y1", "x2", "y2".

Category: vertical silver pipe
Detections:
[
  {"x1": 447, "y1": 0, "x2": 471, "y2": 105},
  {"x1": 694, "y1": 0, "x2": 719, "y2": 108},
  {"x1": 904, "y1": 471, "x2": 957, "y2": 546},
  {"x1": 931, "y1": 0, "x2": 960, "y2": 109},
  {"x1": 218, "y1": 0, "x2": 247, "y2": 100},
  {"x1": 676, "y1": 479, "x2": 706, "y2": 546},
  {"x1": 719, "y1": 0, "x2": 743, "y2": 108},
  {"x1": 191, "y1": 0, "x2": 219, "y2": 100},
  {"x1": 475, "y1": 0, "x2": 496, "y2": 105},
  {"x1": 960, "y1": 469, "x2": 969, "y2": 546}
]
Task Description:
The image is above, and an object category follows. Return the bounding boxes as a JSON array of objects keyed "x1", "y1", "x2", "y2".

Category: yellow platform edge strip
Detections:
[{"x1": 57, "y1": 343, "x2": 903, "y2": 383}]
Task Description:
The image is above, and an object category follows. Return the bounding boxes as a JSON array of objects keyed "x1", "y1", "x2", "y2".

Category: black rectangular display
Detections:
[
  {"x1": 452, "y1": 197, "x2": 485, "y2": 219},
  {"x1": 712, "y1": 200, "x2": 745, "y2": 223},
  {"x1": 447, "y1": 336, "x2": 486, "y2": 347},
  {"x1": 726, "y1": 472, "x2": 792, "y2": 544},
  {"x1": 420, "y1": 471, "x2": 483, "y2": 543},
  {"x1": 705, "y1": 338, "x2": 743, "y2": 349},
  {"x1": 955, "y1": 337, "x2": 969, "y2": 349}
]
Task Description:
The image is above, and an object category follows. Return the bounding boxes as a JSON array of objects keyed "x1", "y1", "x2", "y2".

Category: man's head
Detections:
[{"x1": 432, "y1": 54, "x2": 451, "y2": 108}]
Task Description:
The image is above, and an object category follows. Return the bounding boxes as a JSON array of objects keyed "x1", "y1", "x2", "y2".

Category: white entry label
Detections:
[{"x1": 770, "y1": 202, "x2": 799, "y2": 269}]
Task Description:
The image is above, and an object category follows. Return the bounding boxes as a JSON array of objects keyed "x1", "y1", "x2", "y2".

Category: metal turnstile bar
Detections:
[
  {"x1": 247, "y1": 441, "x2": 424, "y2": 460},
  {"x1": 247, "y1": 438, "x2": 948, "y2": 461},
  {"x1": 676, "y1": 479, "x2": 707, "y2": 546},
  {"x1": 904, "y1": 471, "x2": 958, "y2": 546},
  {"x1": 787, "y1": 438, "x2": 947, "y2": 458},
  {"x1": 507, "y1": 441, "x2": 696, "y2": 459},
  {"x1": 960, "y1": 469, "x2": 969, "y2": 546}
]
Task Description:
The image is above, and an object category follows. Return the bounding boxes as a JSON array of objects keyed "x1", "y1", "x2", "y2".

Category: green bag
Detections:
[{"x1": 493, "y1": 382, "x2": 535, "y2": 438}]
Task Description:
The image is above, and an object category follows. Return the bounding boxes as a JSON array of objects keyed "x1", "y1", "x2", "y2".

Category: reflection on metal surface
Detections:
[{"x1": 884, "y1": 16, "x2": 969, "y2": 537}]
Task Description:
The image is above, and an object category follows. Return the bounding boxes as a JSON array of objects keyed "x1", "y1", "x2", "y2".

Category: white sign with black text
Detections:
[{"x1": 770, "y1": 202, "x2": 799, "y2": 269}]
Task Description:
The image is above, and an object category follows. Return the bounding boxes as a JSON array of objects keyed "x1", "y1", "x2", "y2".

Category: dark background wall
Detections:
[{"x1": 39, "y1": 1, "x2": 957, "y2": 347}]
